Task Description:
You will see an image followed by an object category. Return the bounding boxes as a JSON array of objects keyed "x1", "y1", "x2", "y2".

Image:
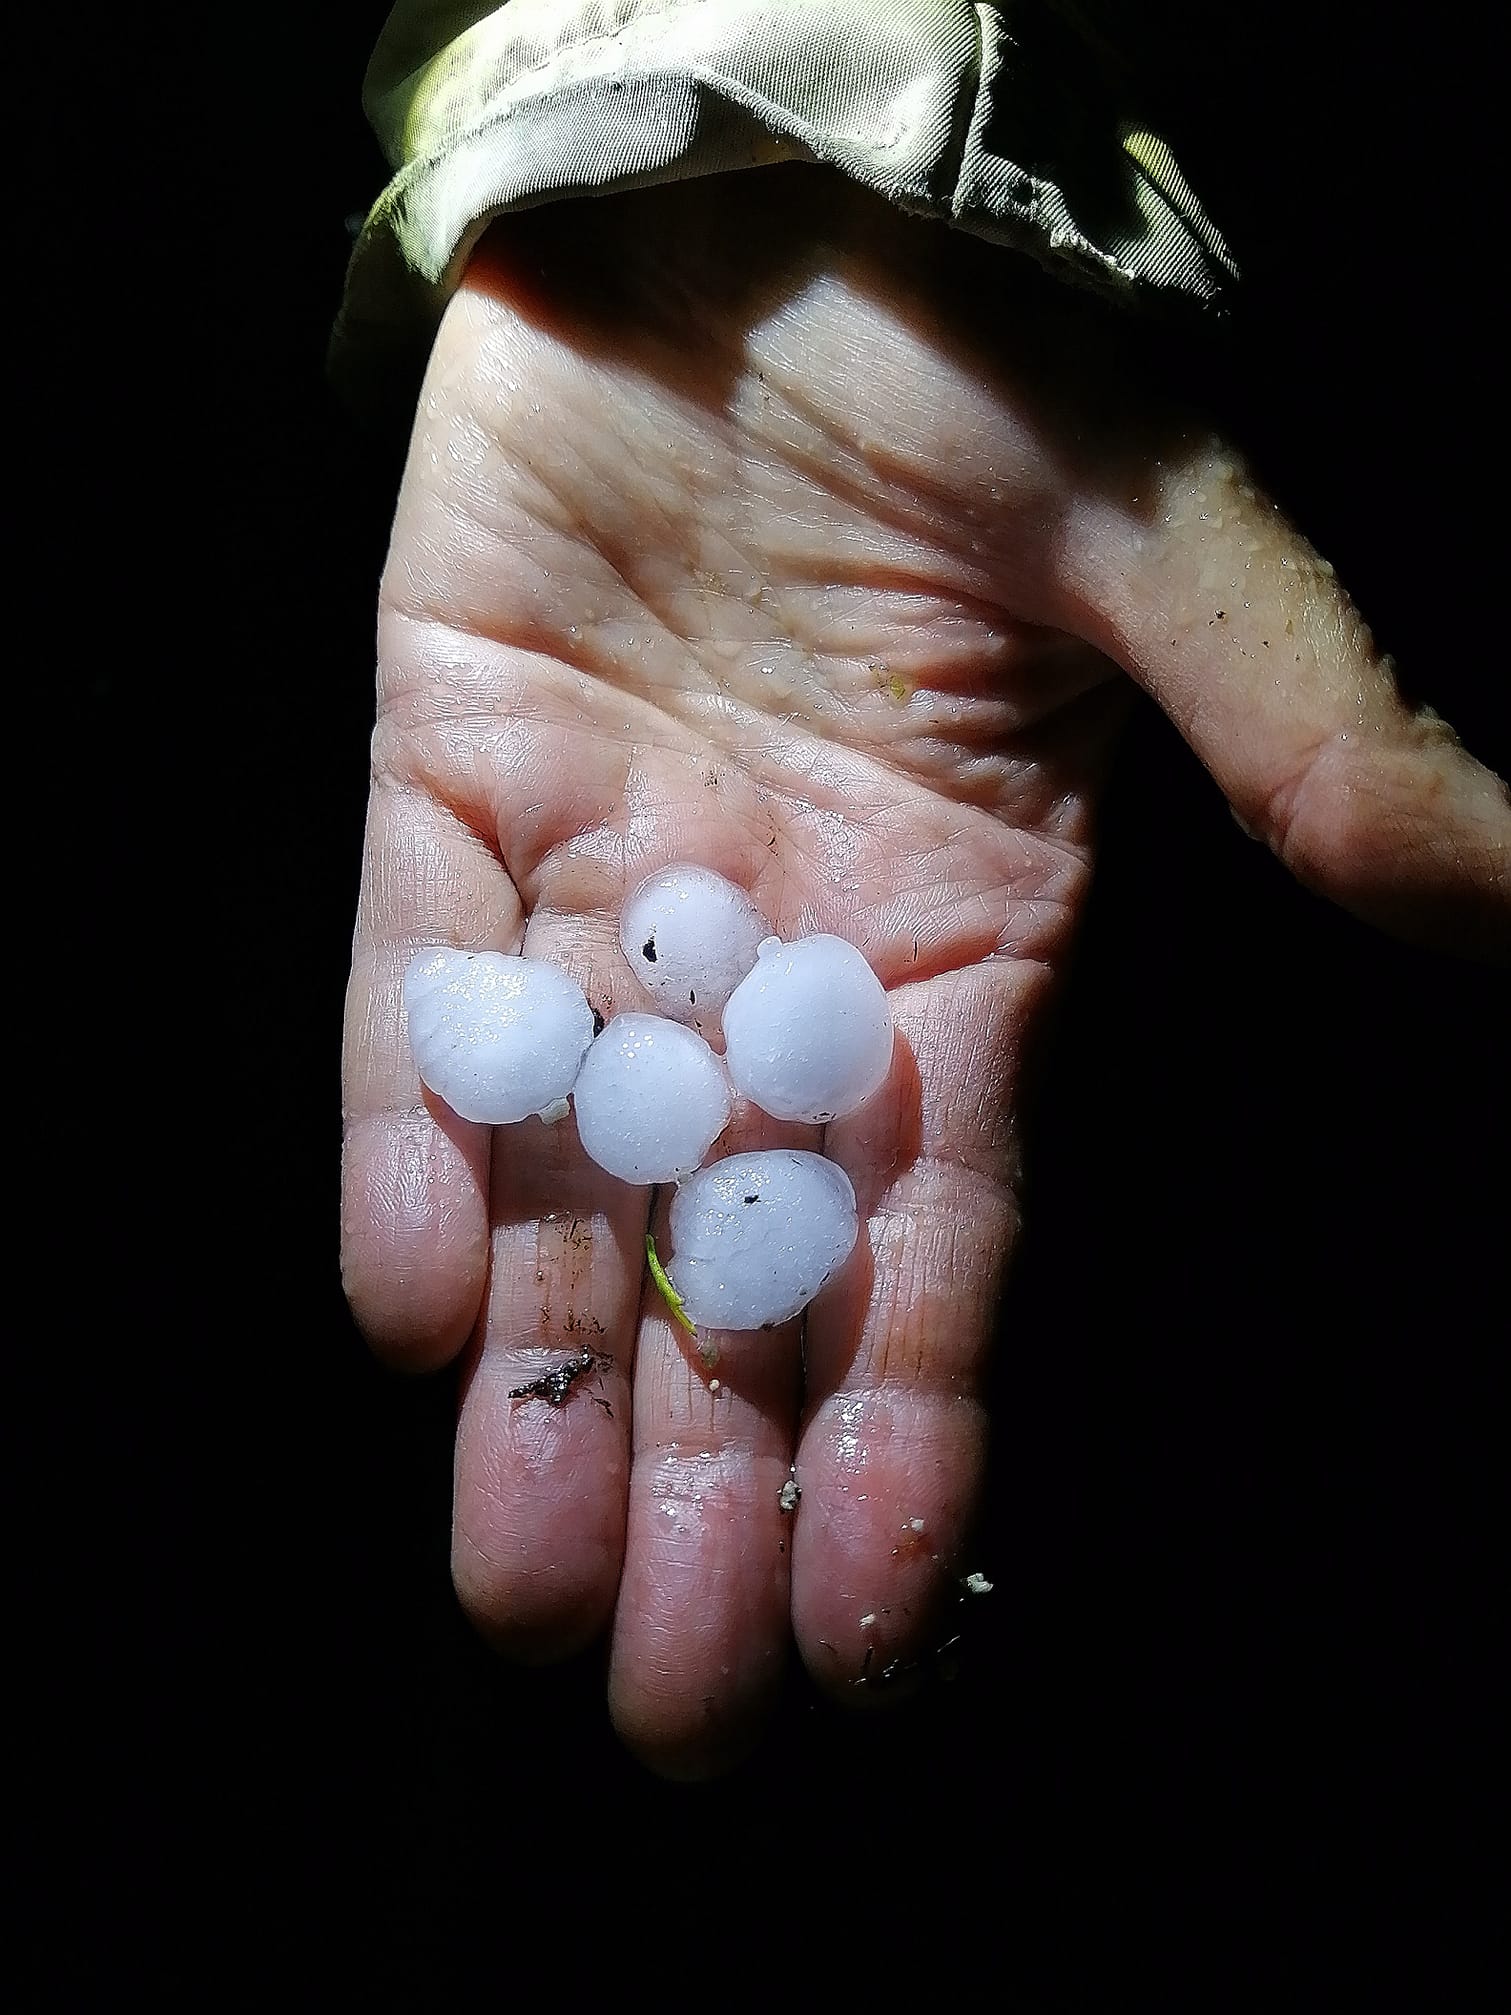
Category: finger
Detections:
[
  {"x1": 1068, "y1": 441, "x2": 1510, "y2": 959},
  {"x1": 451, "y1": 1120, "x2": 649, "y2": 1660},
  {"x1": 341, "y1": 770, "x2": 522, "y2": 1370},
  {"x1": 607, "y1": 1102, "x2": 817, "y2": 1781},
  {"x1": 792, "y1": 957, "x2": 1044, "y2": 1699},
  {"x1": 450, "y1": 896, "x2": 649, "y2": 1660}
]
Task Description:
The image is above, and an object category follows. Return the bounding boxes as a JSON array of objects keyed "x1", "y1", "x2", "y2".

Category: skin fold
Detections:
[{"x1": 340, "y1": 172, "x2": 1509, "y2": 1779}]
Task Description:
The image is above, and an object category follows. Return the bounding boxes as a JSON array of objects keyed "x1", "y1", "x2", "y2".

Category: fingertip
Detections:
[
  {"x1": 611, "y1": 1681, "x2": 780, "y2": 1783},
  {"x1": 454, "y1": 1532, "x2": 619, "y2": 1666},
  {"x1": 1256, "y1": 716, "x2": 1511, "y2": 964},
  {"x1": 452, "y1": 1356, "x2": 629, "y2": 1661},
  {"x1": 340, "y1": 1110, "x2": 491, "y2": 1372},
  {"x1": 791, "y1": 1384, "x2": 988, "y2": 1704},
  {"x1": 794, "y1": 1542, "x2": 971, "y2": 1709},
  {"x1": 606, "y1": 1445, "x2": 793, "y2": 1781}
]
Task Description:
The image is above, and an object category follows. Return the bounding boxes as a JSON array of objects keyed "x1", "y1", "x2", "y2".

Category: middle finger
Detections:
[{"x1": 608, "y1": 1102, "x2": 818, "y2": 1778}]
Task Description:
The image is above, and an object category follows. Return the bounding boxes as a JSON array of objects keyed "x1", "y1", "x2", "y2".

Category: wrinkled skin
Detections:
[{"x1": 341, "y1": 174, "x2": 1509, "y2": 1778}]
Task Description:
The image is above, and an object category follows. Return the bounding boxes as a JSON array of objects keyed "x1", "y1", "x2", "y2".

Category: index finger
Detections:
[{"x1": 791, "y1": 954, "x2": 1052, "y2": 1697}]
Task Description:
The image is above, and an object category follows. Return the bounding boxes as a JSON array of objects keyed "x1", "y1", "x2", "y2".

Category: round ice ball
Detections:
[
  {"x1": 721, "y1": 935, "x2": 893, "y2": 1123},
  {"x1": 573, "y1": 1014, "x2": 732, "y2": 1184},
  {"x1": 620, "y1": 865, "x2": 769, "y2": 1023},
  {"x1": 404, "y1": 947, "x2": 595, "y2": 1125},
  {"x1": 669, "y1": 1150, "x2": 859, "y2": 1330}
]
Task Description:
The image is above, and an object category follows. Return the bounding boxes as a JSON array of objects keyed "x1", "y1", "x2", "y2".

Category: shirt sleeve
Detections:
[{"x1": 331, "y1": 0, "x2": 1236, "y2": 399}]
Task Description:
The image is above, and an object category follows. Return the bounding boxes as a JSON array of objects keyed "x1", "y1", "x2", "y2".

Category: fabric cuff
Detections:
[{"x1": 331, "y1": 0, "x2": 1236, "y2": 402}]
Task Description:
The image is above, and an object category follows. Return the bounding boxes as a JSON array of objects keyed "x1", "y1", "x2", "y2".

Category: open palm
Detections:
[{"x1": 341, "y1": 175, "x2": 1508, "y2": 1777}]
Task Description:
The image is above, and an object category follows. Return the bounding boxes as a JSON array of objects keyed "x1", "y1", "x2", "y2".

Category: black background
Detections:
[{"x1": 45, "y1": 6, "x2": 1505, "y2": 2007}]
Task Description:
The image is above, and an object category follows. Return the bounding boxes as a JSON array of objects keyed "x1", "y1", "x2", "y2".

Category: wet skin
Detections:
[{"x1": 341, "y1": 174, "x2": 1510, "y2": 1779}]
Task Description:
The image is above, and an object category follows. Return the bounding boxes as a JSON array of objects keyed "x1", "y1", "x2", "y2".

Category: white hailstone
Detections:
[
  {"x1": 403, "y1": 947, "x2": 595, "y2": 1125},
  {"x1": 669, "y1": 1149, "x2": 859, "y2": 1330},
  {"x1": 721, "y1": 934, "x2": 893, "y2": 1124},
  {"x1": 620, "y1": 864, "x2": 769, "y2": 1024},
  {"x1": 572, "y1": 1014, "x2": 732, "y2": 1184}
]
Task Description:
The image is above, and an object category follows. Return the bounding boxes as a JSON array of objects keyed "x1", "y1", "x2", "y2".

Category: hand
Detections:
[{"x1": 340, "y1": 173, "x2": 1508, "y2": 1778}]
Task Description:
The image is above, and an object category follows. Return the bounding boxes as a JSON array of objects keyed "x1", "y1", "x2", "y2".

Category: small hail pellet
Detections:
[
  {"x1": 667, "y1": 1149, "x2": 859, "y2": 1330},
  {"x1": 403, "y1": 947, "x2": 595, "y2": 1124},
  {"x1": 620, "y1": 864, "x2": 769, "y2": 1026},
  {"x1": 721, "y1": 934, "x2": 893, "y2": 1123},
  {"x1": 573, "y1": 1013, "x2": 732, "y2": 1184}
]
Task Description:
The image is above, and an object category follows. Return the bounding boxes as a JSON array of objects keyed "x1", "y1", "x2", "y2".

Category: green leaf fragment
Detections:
[{"x1": 646, "y1": 1232, "x2": 697, "y2": 1336}]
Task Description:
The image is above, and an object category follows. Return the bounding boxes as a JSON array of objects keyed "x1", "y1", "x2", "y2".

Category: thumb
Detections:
[{"x1": 1066, "y1": 436, "x2": 1509, "y2": 962}]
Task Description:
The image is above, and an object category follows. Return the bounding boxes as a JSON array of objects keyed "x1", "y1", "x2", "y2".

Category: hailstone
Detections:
[
  {"x1": 668, "y1": 1149, "x2": 859, "y2": 1329},
  {"x1": 573, "y1": 1014, "x2": 732, "y2": 1184},
  {"x1": 404, "y1": 947, "x2": 595, "y2": 1124},
  {"x1": 620, "y1": 864, "x2": 769, "y2": 1023},
  {"x1": 721, "y1": 934, "x2": 893, "y2": 1123}
]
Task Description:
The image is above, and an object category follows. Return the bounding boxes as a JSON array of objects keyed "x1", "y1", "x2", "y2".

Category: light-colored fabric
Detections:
[{"x1": 332, "y1": 0, "x2": 1237, "y2": 394}]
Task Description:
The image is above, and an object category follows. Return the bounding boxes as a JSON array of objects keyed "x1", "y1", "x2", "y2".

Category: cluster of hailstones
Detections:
[{"x1": 404, "y1": 865, "x2": 893, "y2": 1334}]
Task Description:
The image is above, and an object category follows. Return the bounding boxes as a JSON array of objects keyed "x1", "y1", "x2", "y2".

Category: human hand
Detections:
[{"x1": 340, "y1": 173, "x2": 1508, "y2": 1778}]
